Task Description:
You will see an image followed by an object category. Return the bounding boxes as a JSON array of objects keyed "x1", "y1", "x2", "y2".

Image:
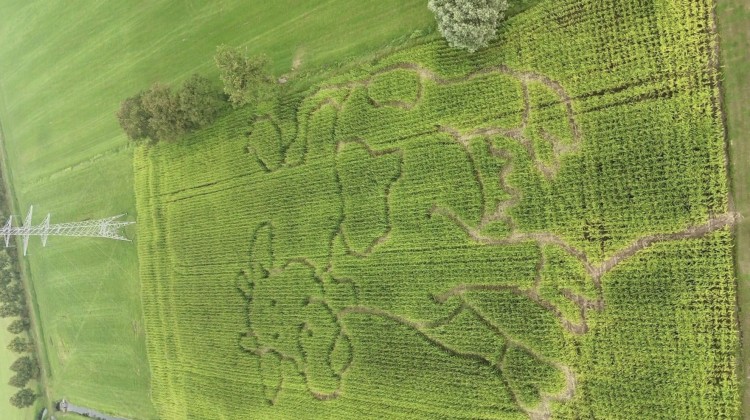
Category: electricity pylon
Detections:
[{"x1": 0, "y1": 206, "x2": 134, "y2": 255}]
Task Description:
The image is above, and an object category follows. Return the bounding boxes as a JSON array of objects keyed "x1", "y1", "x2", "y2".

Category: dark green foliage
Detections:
[
  {"x1": 178, "y1": 74, "x2": 228, "y2": 130},
  {"x1": 7, "y1": 336, "x2": 33, "y2": 354},
  {"x1": 0, "y1": 279, "x2": 24, "y2": 303},
  {"x1": 140, "y1": 82, "x2": 185, "y2": 142},
  {"x1": 117, "y1": 93, "x2": 152, "y2": 141},
  {"x1": 10, "y1": 356, "x2": 39, "y2": 380},
  {"x1": 0, "y1": 302, "x2": 22, "y2": 318},
  {"x1": 214, "y1": 45, "x2": 272, "y2": 108},
  {"x1": 7, "y1": 318, "x2": 30, "y2": 334},
  {"x1": 0, "y1": 180, "x2": 35, "y2": 406},
  {"x1": 9, "y1": 388, "x2": 36, "y2": 408},
  {"x1": 8, "y1": 372, "x2": 29, "y2": 388},
  {"x1": 118, "y1": 75, "x2": 228, "y2": 143}
]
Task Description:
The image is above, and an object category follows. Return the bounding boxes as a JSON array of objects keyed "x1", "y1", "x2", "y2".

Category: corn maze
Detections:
[{"x1": 134, "y1": 0, "x2": 739, "y2": 418}]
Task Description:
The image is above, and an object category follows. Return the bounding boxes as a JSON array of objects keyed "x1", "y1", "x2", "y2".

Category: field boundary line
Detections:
[
  {"x1": 715, "y1": 0, "x2": 750, "y2": 416},
  {"x1": 0, "y1": 87, "x2": 56, "y2": 414}
]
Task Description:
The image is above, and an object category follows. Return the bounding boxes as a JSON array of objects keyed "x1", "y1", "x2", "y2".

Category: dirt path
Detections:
[
  {"x1": 423, "y1": 209, "x2": 738, "y2": 419},
  {"x1": 0, "y1": 110, "x2": 56, "y2": 415},
  {"x1": 434, "y1": 208, "x2": 738, "y2": 301},
  {"x1": 316, "y1": 62, "x2": 581, "y2": 177}
]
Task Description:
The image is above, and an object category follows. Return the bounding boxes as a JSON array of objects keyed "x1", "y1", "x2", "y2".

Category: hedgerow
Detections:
[{"x1": 134, "y1": 0, "x2": 738, "y2": 418}]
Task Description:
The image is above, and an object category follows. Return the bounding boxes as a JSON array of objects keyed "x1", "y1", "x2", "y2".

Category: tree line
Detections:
[
  {"x1": 0, "y1": 244, "x2": 39, "y2": 408},
  {"x1": 116, "y1": 0, "x2": 512, "y2": 144},
  {"x1": 117, "y1": 45, "x2": 273, "y2": 144}
]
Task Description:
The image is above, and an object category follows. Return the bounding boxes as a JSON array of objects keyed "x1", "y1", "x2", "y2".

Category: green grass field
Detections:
[
  {"x1": 716, "y1": 0, "x2": 750, "y2": 415},
  {"x1": 0, "y1": 1, "x2": 434, "y2": 418},
  {"x1": 136, "y1": 0, "x2": 739, "y2": 418}
]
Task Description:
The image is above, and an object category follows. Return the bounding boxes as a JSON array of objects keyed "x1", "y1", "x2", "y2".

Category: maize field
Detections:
[{"x1": 134, "y1": 0, "x2": 738, "y2": 417}]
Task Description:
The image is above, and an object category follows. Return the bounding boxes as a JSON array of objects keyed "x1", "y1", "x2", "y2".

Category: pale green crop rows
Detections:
[{"x1": 136, "y1": 0, "x2": 738, "y2": 418}]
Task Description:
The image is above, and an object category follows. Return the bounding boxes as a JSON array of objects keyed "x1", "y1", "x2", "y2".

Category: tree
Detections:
[
  {"x1": 0, "y1": 287, "x2": 13, "y2": 304},
  {"x1": 7, "y1": 336, "x2": 32, "y2": 354},
  {"x1": 9, "y1": 388, "x2": 35, "y2": 408},
  {"x1": 10, "y1": 356, "x2": 39, "y2": 379},
  {"x1": 8, "y1": 371, "x2": 30, "y2": 388},
  {"x1": 214, "y1": 45, "x2": 272, "y2": 108},
  {"x1": 178, "y1": 74, "x2": 227, "y2": 129},
  {"x1": 117, "y1": 75, "x2": 230, "y2": 143},
  {"x1": 0, "y1": 302, "x2": 21, "y2": 318},
  {"x1": 7, "y1": 318, "x2": 30, "y2": 334},
  {"x1": 0, "y1": 281, "x2": 25, "y2": 304},
  {"x1": 428, "y1": 0, "x2": 508, "y2": 52},
  {"x1": 117, "y1": 93, "x2": 153, "y2": 142},
  {"x1": 140, "y1": 83, "x2": 186, "y2": 142}
]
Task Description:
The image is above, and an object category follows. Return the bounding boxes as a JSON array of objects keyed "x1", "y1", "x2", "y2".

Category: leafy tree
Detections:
[
  {"x1": 0, "y1": 302, "x2": 21, "y2": 318},
  {"x1": 214, "y1": 45, "x2": 272, "y2": 108},
  {"x1": 8, "y1": 372, "x2": 29, "y2": 388},
  {"x1": 140, "y1": 83, "x2": 186, "y2": 142},
  {"x1": 7, "y1": 336, "x2": 32, "y2": 354},
  {"x1": 118, "y1": 75, "x2": 229, "y2": 143},
  {"x1": 0, "y1": 256, "x2": 12, "y2": 285},
  {"x1": 0, "y1": 287, "x2": 12, "y2": 304},
  {"x1": 7, "y1": 318, "x2": 30, "y2": 334},
  {"x1": 10, "y1": 356, "x2": 39, "y2": 379},
  {"x1": 428, "y1": 0, "x2": 508, "y2": 52},
  {"x1": 117, "y1": 93, "x2": 152, "y2": 141},
  {"x1": 178, "y1": 74, "x2": 227, "y2": 129},
  {"x1": 9, "y1": 388, "x2": 35, "y2": 408},
  {"x1": 0, "y1": 282, "x2": 25, "y2": 304}
]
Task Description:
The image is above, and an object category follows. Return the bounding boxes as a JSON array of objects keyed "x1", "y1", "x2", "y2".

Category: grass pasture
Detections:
[
  {"x1": 136, "y1": 0, "x2": 739, "y2": 418},
  {"x1": 716, "y1": 0, "x2": 750, "y2": 415},
  {"x1": 0, "y1": 1, "x2": 434, "y2": 418}
]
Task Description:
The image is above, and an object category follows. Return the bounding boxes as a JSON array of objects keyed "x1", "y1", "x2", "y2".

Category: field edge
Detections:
[
  {"x1": 716, "y1": 0, "x2": 750, "y2": 417},
  {"x1": 0, "y1": 96, "x2": 54, "y2": 416}
]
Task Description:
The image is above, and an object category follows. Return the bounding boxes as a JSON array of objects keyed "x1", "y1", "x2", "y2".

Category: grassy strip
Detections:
[
  {"x1": 136, "y1": 0, "x2": 738, "y2": 417},
  {"x1": 0, "y1": 96, "x2": 53, "y2": 417},
  {"x1": 716, "y1": 1, "x2": 750, "y2": 416}
]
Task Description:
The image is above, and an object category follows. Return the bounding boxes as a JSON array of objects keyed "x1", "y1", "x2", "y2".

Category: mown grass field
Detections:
[
  {"x1": 136, "y1": 0, "x2": 739, "y2": 418},
  {"x1": 716, "y1": 0, "x2": 750, "y2": 415},
  {"x1": 0, "y1": 1, "x2": 434, "y2": 418}
]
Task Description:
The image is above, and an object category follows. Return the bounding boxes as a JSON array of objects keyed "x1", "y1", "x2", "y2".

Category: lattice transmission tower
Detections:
[{"x1": 0, "y1": 206, "x2": 134, "y2": 256}]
